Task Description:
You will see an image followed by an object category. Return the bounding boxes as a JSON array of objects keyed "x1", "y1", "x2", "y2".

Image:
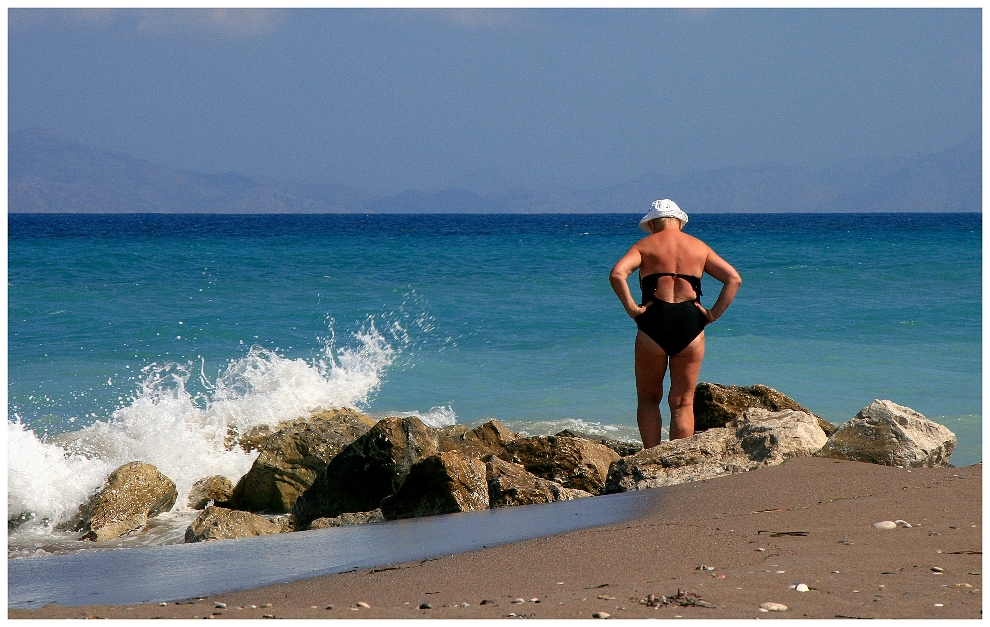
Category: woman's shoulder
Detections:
[{"x1": 679, "y1": 231, "x2": 712, "y2": 251}]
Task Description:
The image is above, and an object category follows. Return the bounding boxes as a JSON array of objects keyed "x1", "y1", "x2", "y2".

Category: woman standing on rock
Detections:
[{"x1": 610, "y1": 200, "x2": 741, "y2": 448}]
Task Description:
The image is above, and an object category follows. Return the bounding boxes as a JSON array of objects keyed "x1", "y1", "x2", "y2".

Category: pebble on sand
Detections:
[
  {"x1": 789, "y1": 583, "x2": 810, "y2": 592},
  {"x1": 419, "y1": 603, "x2": 432, "y2": 609},
  {"x1": 873, "y1": 521, "x2": 897, "y2": 530},
  {"x1": 511, "y1": 598, "x2": 525, "y2": 604},
  {"x1": 356, "y1": 602, "x2": 371, "y2": 608},
  {"x1": 214, "y1": 603, "x2": 226, "y2": 609},
  {"x1": 759, "y1": 602, "x2": 788, "y2": 612},
  {"x1": 325, "y1": 605, "x2": 333, "y2": 610},
  {"x1": 592, "y1": 611, "x2": 611, "y2": 619}
]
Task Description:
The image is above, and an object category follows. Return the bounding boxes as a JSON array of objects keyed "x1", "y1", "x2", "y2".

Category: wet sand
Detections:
[{"x1": 10, "y1": 457, "x2": 981, "y2": 619}]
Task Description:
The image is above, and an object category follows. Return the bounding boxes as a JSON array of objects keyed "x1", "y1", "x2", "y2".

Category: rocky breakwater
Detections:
[
  {"x1": 290, "y1": 415, "x2": 630, "y2": 527},
  {"x1": 227, "y1": 409, "x2": 378, "y2": 513},
  {"x1": 693, "y1": 382, "x2": 836, "y2": 435},
  {"x1": 606, "y1": 408, "x2": 829, "y2": 492},
  {"x1": 58, "y1": 462, "x2": 177, "y2": 542}
]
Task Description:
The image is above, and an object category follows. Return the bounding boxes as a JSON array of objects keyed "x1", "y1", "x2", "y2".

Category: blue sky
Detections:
[{"x1": 8, "y1": 8, "x2": 981, "y2": 195}]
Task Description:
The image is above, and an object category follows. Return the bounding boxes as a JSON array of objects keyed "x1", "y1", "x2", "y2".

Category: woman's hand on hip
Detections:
[
  {"x1": 695, "y1": 302, "x2": 716, "y2": 323},
  {"x1": 627, "y1": 301, "x2": 651, "y2": 318}
]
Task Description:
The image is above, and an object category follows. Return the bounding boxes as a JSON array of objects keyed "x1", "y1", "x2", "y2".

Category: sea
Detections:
[{"x1": 7, "y1": 212, "x2": 982, "y2": 559}]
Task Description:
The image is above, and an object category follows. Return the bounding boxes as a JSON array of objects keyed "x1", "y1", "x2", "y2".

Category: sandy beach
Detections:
[{"x1": 10, "y1": 456, "x2": 980, "y2": 619}]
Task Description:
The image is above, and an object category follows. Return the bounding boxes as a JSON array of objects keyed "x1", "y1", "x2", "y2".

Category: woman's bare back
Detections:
[{"x1": 634, "y1": 229, "x2": 711, "y2": 303}]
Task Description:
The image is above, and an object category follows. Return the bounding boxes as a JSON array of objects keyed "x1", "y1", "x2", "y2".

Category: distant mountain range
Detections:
[{"x1": 8, "y1": 128, "x2": 981, "y2": 213}]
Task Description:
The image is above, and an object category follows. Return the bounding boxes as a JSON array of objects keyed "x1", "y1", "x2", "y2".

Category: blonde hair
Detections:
[{"x1": 648, "y1": 217, "x2": 683, "y2": 231}]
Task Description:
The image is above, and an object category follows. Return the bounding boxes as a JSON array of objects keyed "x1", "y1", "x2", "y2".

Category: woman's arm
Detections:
[
  {"x1": 698, "y1": 250, "x2": 741, "y2": 322},
  {"x1": 610, "y1": 245, "x2": 649, "y2": 318}
]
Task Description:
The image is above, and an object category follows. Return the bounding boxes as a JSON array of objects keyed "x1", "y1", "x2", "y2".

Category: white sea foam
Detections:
[
  {"x1": 387, "y1": 405, "x2": 458, "y2": 429},
  {"x1": 506, "y1": 417, "x2": 646, "y2": 442},
  {"x1": 7, "y1": 318, "x2": 419, "y2": 535},
  {"x1": 7, "y1": 418, "x2": 114, "y2": 529}
]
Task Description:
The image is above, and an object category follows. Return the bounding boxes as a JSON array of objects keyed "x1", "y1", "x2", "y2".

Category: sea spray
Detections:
[
  {"x1": 7, "y1": 316, "x2": 418, "y2": 537},
  {"x1": 7, "y1": 418, "x2": 114, "y2": 530},
  {"x1": 388, "y1": 405, "x2": 457, "y2": 429}
]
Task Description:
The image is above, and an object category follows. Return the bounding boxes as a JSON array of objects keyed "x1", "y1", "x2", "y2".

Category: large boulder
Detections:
[
  {"x1": 184, "y1": 506, "x2": 284, "y2": 542},
  {"x1": 308, "y1": 509, "x2": 385, "y2": 530},
  {"x1": 486, "y1": 456, "x2": 592, "y2": 508},
  {"x1": 606, "y1": 409, "x2": 829, "y2": 493},
  {"x1": 818, "y1": 400, "x2": 957, "y2": 468},
  {"x1": 291, "y1": 416, "x2": 441, "y2": 529},
  {"x1": 187, "y1": 475, "x2": 234, "y2": 510},
  {"x1": 380, "y1": 451, "x2": 490, "y2": 520},
  {"x1": 694, "y1": 382, "x2": 834, "y2": 435},
  {"x1": 605, "y1": 428, "x2": 752, "y2": 493},
  {"x1": 497, "y1": 435, "x2": 620, "y2": 495},
  {"x1": 228, "y1": 408, "x2": 378, "y2": 513},
  {"x1": 76, "y1": 462, "x2": 177, "y2": 541},
  {"x1": 440, "y1": 419, "x2": 519, "y2": 458},
  {"x1": 735, "y1": 408, "x2": 829, "y2": 463}
]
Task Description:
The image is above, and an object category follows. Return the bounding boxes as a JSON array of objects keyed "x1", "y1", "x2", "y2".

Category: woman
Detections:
[{"x1": 610, "y1": 199, "x2": 741, "y2": 448}]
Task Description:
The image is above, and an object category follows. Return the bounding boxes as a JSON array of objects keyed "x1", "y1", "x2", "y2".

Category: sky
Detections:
[{"x1": 7, "y1": 8, "x2": 982, "y2": 196}]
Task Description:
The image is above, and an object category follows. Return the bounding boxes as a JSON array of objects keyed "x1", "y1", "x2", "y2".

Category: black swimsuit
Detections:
[{"x1": 634, "y1": 272, "x2": 709, "y2": 356}]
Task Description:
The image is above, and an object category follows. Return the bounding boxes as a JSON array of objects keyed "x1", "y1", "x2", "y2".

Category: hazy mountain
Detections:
[
  {"x1": 8, "y1": 128, "x2": 980, "y2": 213},
  {"x1": 8, "y1": 129, "x2": 336, "y2": 214}
]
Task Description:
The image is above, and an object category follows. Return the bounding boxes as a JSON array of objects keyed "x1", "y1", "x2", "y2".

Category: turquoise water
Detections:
[{"x1": 7, "y1": 213, "x2": 981, "y2": 546}]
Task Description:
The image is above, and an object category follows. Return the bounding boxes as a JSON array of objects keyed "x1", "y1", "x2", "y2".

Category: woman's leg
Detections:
[
  {"x1": 635, "y1": 330, "x2": 668, "y2": 449},
  {"x1": 667, "y1": 331, "x2": 705, "y2": 439}
]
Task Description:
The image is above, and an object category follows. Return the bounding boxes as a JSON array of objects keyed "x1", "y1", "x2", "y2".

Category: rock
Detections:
[
  {"x1": 497, "y1": 435, "x2": 620, "y2": 495},
  {"x1": 735, "y1": 408, "x2": 828, "y2": 463},
  {"x1": 441, "y1": 419, "x2": 519, "y2": 458},
  {"x1": 486, "y1": 456, "x2": 592, "y2": 507},
  {"x1": 187, "y1": 475, "x2": 234, "y2": 510},
  {"x1": 694, "y1": 382, "x2": 833, "y2": 435},
  {"x1": 818, "y1": 400, "x2": 956, "y2": 468},
  {"x1": 226, "y1": 424, "x2": 273, "y2": 454},
  {"x1": 606, "y1": 409, "x2": 828, "y2": 493},
  {"x1": 184, "y1": 506, "x2": 283, "y2": 542},
  {"x1": 554, "y1": 429, "x2": 643, "y2": 457},
  {"x1": 229, "y1": 408, "x2": 378, "y2": 513},
  {"x1": 760, "y1": 602, "x2": 788, "y2": 612},
  {"x1": 592, "y1": 611, "x2": 611, "y2": 618},
  {"x1": 381, "y1": 451, "x2": 489, "y2": 519},
  {"x1": 308, "y1": 509, "x2": 385, "y2": 530},
  {"x1": 605, "y1": 427, "x2": 753, "y2": 493},
  {"x1": 72, "y1": 462, "x2": 177, "y2": 541},
  {"x1": 271, "y1": 514, "x2": 294, "y2": 532},
  {"x1": 291, "y1": 416, "x2": 441, "y2": 529},
  {"x1": 794, "y1": 584, "x2": 810, "y2": 592},
  {"x1": 874, "y1": 520, "x2": 898, "y2": 530}
]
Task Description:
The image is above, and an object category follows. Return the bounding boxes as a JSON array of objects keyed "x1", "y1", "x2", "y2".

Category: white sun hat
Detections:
[{"x1": 639, "y1": 199, "x2": 688, "y2": 233}]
